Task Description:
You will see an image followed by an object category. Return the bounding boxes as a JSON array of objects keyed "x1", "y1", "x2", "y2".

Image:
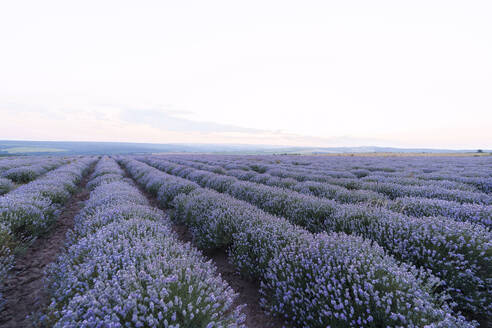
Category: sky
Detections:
[{"x1": 0, "y1": 0, "x2": 491, "y2": 149}]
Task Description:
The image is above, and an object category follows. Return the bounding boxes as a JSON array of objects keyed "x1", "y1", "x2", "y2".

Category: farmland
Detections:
[{"x1": 0, "y1": 154, "x2": 490, "y2": 327}]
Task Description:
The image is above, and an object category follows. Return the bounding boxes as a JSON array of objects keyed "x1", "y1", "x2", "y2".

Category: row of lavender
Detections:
[
  {"x1": 193, "y1": 157, "x2": 492, "y2": 227},
  {"x1": 41, "y1": 157, "x2": 245, "y2": 327},
  {"x1": 171, "y1": 155, "x2": 492, "y2": 199},
  {"x1": 1, "y1": 158, "x2": 67, "y2": 184},
  {"x1": 0, "y1": 156, "x2": 67, "y2": 177},
  {"x1": 120, "y1": 157, "x2": 476, "y2": 327},
  {"x1": 139, "y1": 156, "x2": 492, "y2": 320},
  {"x1": 180, "y1": 154, "x2": 492, "y2": 194},
  {"x1": 162, "y1": 157, "x2": 492, "y2": 227},
  {"x1": 213, "y1": 155, "x2": 492, "y2": 194},
  {"x1": 0, "y1": 157, "x2": 95, "y2": 312},
  {"x1": 167, "y1": 156, "x2": 492, "y2": 225},
  {"x1": 0, "y1": 156, "x2": 58, "y2": 173},
  {"x1": 263, "y1": 164, "x2": 492, "y2": 203},
  {"x1": 0, "y1": 157, "x2": 70, "y2": 195}
]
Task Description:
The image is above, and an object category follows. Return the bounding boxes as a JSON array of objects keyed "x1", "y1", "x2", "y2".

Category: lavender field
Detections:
[{"x1": 0, "y1": 154, "x2": 490, "y2": 327}]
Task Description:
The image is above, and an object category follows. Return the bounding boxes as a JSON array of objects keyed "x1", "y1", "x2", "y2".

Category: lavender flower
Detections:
[
  {"x1": 43, "y1": 157, "x2": 245, "y2": 327},
  {"x1": 126, "y1": 157, "x2": 476, "y2": 327},
  {"x1": 140, "y1": 155, "x2": 491, "y2": 318}
]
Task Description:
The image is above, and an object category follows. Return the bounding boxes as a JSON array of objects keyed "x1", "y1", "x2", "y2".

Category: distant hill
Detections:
[{"x1": 0, "y1": 140, "x2": 490, "y2": 156}]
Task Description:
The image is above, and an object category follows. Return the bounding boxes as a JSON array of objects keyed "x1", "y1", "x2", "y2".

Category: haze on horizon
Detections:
[{"x1": 1, "y1": 0, "x2": 491, "y2": 150}]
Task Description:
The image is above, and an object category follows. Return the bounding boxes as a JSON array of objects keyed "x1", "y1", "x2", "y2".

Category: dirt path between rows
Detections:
[
  {"x1": 121, "y1": 164, "x2": 290, "y2": 328},
  {"x1": 0, "y1": 163, "x2": 96, "y2": 328}
]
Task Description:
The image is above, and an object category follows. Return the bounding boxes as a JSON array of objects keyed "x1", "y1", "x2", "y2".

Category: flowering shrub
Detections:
[
  {"x1": 141, "y1": 158, "x2": 338, "y2": 231},
  {"x1": 174, "y1": 189, "x2": 310, "y2": 277},
  {"x1": 117, "y1": 158, "x2": 165, "y2": 195},
  {"x1": 0, "y1": 157, "x2": 95, "y2": 314},
  {"x1": 359, "y1": 181, "x2": 492, "y2": 204},
  {"x1": 165, "y1": 158, "x2": 385, "y2": 204},
  {"x1": 206, "y1": 157, "x2": 491, "y2": 204},
  {"x1": 0, "y1": 158, "x2": 36, "y2": 173},
  {"x1": 0, "y1": 157, "x2": 62, "y2": 174},
  {"x1": 1, "y1": 159, "x2": 66, "y2": 183},
  {"x1": 420, "y1": 173, "x2": 492, "y2": 194},
  {"x1": 292, "y1": 180, "x2": 385, "y2": 203},
  {"x1": 389, "y1": 196, "x2": 492, "y2": 228},
  {"x1": 330, "y1": 205, "x2": 492, "y2": 317},
  {"x1": 0, "y1": 194, "x2": 54, "y2": 238},
  {"x1": 2, "y1": 166, "x2": 43, "y2": 183},
  {"x1": 43, "y1": 158, "x2": 245, "y2": 327},
  {"x1": 89, "y1": 158, "x2": 125, "y2": 179},
  {"x1": 173, "y1": 189, "x2": 264, "y2": 250},
  {"x1": 126, "y1": 159, "x2": 475, "y2": 327},
  {"x1": 119, "y1": 158, "x2": 199, "y2": 207},
  {"x1": 45, "y1": 219, "x2": 244, "y2": 327},
  {"x1": 261, "y1": 232, "x2": 475, "y2": 328},
  {"x1": 456, "y1": 176, "x2": 492, "y2": 194},
  {"x1": 362, "y1": 175, "x2": 478, "y2": 192},
  {"x1": 239, "y1": 160, "x2": 489, "y2": 204},
  {"x1": 141, "y1": 157, "x2": 492, "y2": 318},
  {"x1": 0, "y1": 158, "x2": 94, "y2": 240},
  {"x1": 86, "y1": 173, "x2": 121, "y2": 190},
  {"x1": 171, "y1": 188, "x2": 475, "y2": 327}
]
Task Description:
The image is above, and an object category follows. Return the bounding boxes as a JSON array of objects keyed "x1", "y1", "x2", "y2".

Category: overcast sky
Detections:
[{"x1": 1, "y1": 0, "x2": 491, "y2": 149}]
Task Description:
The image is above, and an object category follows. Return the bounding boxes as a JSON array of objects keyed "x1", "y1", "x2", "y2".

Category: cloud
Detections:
[
  {"x1": 118, "y1": 107, "x2": 265, "y2": 134},
  {"x1": 3, "y1": 102, "x2": 485, "y2": 149},
  {"x1": 116, "y1": 107, "x2": 387, "y2": 147},
  {"x1": 0, "y1": 102, "x2": 394, "y2": 147}
]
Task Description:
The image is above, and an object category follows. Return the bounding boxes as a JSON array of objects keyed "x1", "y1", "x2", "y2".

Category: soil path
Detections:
[
  {"x1": 0, "y1": 163, "x2": 96, "y2": 328},
  {"x1": 121, "y1": 164, "x2": 290, "y2": 328}
]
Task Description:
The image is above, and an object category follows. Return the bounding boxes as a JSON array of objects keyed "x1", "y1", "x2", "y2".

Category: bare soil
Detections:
[
  {"x1": 172, "y1": 223, "x2": 290, "y2": 328},
  {"x1": 202, "y1": 247, "x2": 289, "y2": 328},
  {"x1": 0, "y1": 165, "x2": 95, "y2": 328},
  {"x1": 123, "y1": 167, "x2": 290, "y2": 328}
]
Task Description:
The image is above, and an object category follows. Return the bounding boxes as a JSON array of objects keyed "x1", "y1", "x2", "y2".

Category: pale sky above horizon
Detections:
[{"x1": 1, "y1": 0, "x2": 491, "y2": 149}]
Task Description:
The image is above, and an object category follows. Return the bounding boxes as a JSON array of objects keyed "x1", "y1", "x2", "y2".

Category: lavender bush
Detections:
[
  {"x1": 0, "y1": 158, "x2": 94, "y2": 240},
  {"x1": 43, "y1": 158, "x2": 245, "y2": 327},
  {"x1": 0, "y1": 157, "x2": 63, "y2": 174},
  {"x1": 261, "y1": 232, "x2": 474, "y2": 327},
  {"x1": 162, "y1": 157, "x2": 386, "y2": 204},
  {"x1": 45, "y1": 219, "x2": 245, "y2": 327},
  {"x1": 172, "y1": 187, "x2": 475, "y2": 327},
  {"x1": 124, "y1": 158, "x2": 475, "y2": 327},
  {"x1": 1, "y1": 159, "x2": 66, "y2": 183},
  {"x1": 120, "y1": 158, "x2": 200, "y2": 207},
  {"x1": 389, "y1": 196, "x2": 492, "y2": 228},
  {"x1": 169, "y1": 156, "x2": 491, "y2": 229},
  {"x1": 193, "y1": 156, "x2": 491, "y2": 204},
  {"x1": 0, "y1": 158, "x2": 94, "y2": 314},
  {"x1": 141, "y1": 156, "x2": 492, "y2": 318}
]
